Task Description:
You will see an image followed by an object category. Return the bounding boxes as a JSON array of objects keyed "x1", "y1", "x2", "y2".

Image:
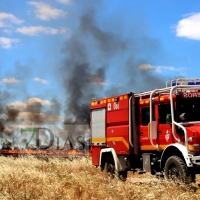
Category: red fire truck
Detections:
[{"x1": 90, "y1": 78, "x2": 200, "y2": 183}]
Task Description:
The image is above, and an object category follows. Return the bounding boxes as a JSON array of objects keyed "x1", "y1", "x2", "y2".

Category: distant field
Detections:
[{"x1": 0, "y1": 156, "x2": 200, "y2": 200}]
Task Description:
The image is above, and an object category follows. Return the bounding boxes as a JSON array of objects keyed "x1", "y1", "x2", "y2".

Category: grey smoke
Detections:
[{"x1": 0, "y1": 1, "x2": 171, "y2": 151}]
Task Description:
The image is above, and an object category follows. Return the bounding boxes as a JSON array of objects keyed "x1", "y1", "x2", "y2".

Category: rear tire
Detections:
[
  {"x1": 164, "y1": 156, "x2": 195, "y2": 184},
  {"x1": 104, "y1": 161, "x2": 115, "y2": 178},
  {"x1": 104, "y1": 158, "x2": 127, "y2": 181},
  {"x1": 118, "y1": 171, "x2": 127, "y2": 181}
]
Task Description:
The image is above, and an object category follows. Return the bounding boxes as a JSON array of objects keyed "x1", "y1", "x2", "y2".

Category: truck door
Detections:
[
  {"x1": 140, "y1": 106, "x2": 157, "y2": 150},
  {"x1": 157, "y1": 103, "x2": 173, "y2": 149}
]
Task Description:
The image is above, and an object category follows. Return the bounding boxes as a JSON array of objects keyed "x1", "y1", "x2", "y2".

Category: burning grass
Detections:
[{"x1": 0, "y1": 156, "x2": 199, "y2": 199}]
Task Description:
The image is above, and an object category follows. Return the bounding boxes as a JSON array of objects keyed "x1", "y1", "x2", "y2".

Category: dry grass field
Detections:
[{"x1": 0, "y1": 156, "x2": 200, "y2": 200}]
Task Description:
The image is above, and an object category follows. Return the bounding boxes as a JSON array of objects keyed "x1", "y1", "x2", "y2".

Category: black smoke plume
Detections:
[{"x1": 62, "y1": 10, "x2": 129, "y2": 125}]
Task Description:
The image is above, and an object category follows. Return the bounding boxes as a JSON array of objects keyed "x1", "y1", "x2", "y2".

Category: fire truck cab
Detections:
[{"x1": 90, "y1": 78, "x2": 200, "y2": 183}]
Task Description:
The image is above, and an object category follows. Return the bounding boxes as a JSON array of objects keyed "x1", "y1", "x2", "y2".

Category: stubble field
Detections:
[{"x1": 0, "y1": 156, "x2": 200, "y2": 200}]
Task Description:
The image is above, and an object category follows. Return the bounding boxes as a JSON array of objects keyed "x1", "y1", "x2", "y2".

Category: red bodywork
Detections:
[
  {"x1": 91, "y1": 94, "x2": 130, "y2": 165},
  {"x1": 91, "y1": 92, "x2": 200, "y2": 166}
]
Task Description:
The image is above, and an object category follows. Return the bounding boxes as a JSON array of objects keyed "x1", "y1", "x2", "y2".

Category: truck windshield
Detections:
[{"x1": 178, "y1": 98, "x2": 200, "y2": 122}]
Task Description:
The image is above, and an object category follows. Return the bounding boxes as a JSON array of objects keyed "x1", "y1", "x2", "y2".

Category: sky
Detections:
[{"x1": 1, "y1": 0, "x2": 200, "y2": 129}]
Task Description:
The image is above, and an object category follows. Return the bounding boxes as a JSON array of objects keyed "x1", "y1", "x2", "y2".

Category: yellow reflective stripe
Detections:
[
  {"x1": 140, "y1": 145, "x2": 156, "y2": 150},
  {"x1": 140, "y1": 144, "x2": 190, "y2": 151},
  {"x1": 107, "y1": 137, "x2": 129, "y2": 148},
  {"x1": 141, "y1": 144, "x2": 194, "y2": 151},
  {"x1": 92, "y1": 138, "x2": 106, "y2": 143},
  {"x1": 140, "y1": 145, "x2": 167, "y2": 150}
]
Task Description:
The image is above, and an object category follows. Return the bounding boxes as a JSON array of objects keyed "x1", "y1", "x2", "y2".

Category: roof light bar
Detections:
[{"x1": 166, "y1": 78, "x2": 200, "y2": 87}]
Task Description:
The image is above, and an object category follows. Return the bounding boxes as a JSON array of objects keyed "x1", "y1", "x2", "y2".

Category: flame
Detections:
[{"x1": 0, "y1": 149, "x2": 90, "y2": 157}]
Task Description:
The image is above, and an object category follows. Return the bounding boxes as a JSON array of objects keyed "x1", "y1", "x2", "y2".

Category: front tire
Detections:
[{"x1": 164, "y1": 156, "x2": 195, "y2": 184}]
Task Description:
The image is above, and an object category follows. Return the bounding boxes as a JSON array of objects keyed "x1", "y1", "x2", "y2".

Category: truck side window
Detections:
[
  {"x1": 141, "y1": 107, "x2": 155, "y2": 126},
  {"x1": 159, "y1": 103, "x2": 171, "y2": 124}
]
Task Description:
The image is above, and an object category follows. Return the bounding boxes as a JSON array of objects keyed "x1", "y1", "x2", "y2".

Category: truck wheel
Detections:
[
  {"x1": 164, "y1": 156, "x2": 195, "y2": 184},
  {"x1": 104, "y1": 161, "x2": 127, "y2": 181},
  {"x1": 118, "y1": 171, "x2": 127, "y2": 181},
  {"x1": 104, "y1": 161, "x2": 115, "y2": 178}
]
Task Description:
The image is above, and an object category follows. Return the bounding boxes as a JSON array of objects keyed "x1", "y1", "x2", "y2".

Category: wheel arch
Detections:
[
  {"x1": 99, "y1": 148, "x2": 126, "y2": 172},
  {"x1": 100, "y1": 151, "x2": 113, "y2": 170},
  {"x1": 160, "y1": 143, "x2": 193, "y2": 170}
]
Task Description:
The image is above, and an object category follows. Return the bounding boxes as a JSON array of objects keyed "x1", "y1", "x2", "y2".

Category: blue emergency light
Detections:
[
  {"x1": 166, "y1": 78, "x2": 200, "y2": 87},
  {"x1": 172, "y1": 80, "x2": 200, "y2": 86}
]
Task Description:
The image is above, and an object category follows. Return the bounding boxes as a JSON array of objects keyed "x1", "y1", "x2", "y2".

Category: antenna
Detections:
[{"x1": 184, "y1": 56, "x2": 190, "y2": 78}]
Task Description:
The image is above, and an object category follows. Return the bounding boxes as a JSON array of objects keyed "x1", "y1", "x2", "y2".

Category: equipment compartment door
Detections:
[{"x1": 91, "y1": 108, "x2": 106, "y2": 145}]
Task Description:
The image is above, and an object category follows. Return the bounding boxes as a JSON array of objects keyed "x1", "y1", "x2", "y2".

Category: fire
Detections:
[{"x1": 0, "y1": 149, "x2": 90, "y2": 157}]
